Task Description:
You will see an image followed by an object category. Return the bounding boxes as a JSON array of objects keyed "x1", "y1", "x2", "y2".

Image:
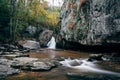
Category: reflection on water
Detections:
[
  {"x1": 6, "y1": 49, "x2": 120, "y2": 80},
  {"x1": 29, "y1": 49, "x2": 89, "y2": 58}
]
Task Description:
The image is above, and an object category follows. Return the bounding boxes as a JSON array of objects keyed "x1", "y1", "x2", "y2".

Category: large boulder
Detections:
[
  {"x1": 39, "y1": 30, "x2": 53, "y2": 47},
  {"x1": 22, "y1": 40, "x2": 40, "y2": 49},
  {"x1": 58, "y1": 0, "x2": 120, "y2": 45}
]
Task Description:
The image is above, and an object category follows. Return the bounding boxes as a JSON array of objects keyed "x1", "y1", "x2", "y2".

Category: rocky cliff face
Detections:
[{"x1": 58, "y1": 0, "x2": 120, "y2": 45}]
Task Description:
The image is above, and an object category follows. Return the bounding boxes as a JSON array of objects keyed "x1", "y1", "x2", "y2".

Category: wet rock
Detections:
[
  {"x1": 3, "y1": 52, "x2": 10, "y2": 55},
  {"x1": 9, "y1": 45, "x2": 17, "y2": 49},
  {"x1": 11, "y1": 61, "x2": 25, "y2": 68},
  {"x1": 12, "y1": 49, "x2": 20, "y2": 52},
  {"x1": 0, "y1": 58, "x2": 10, "y2": 65},
  {"x1": 111, "y1": 53, "x2": 120, "y2": 57},
  {"x1": 60, "y1": 58, "x2": 84, "y2": 67},
  {"x1": 0, "y1": 58, "x2": 19, "y2": 76},
  {"x1": 31, "y1": 61, "x2": 54, "y2": 71},
  {"x1": 11, "y1": 57, "x2": 38, "y2": 68},
  {"x1": 0, "y1": 65, "x2": 19, "y2": 76},
  {"x1": 39, "y1": 30, "x2": 53, "y2": 47},
  {"x1": 1, "y1": 54, "x2": 18, "y2": 58},
  {"x1": 67, "y1": 72, "x2": 120, "y2": 80},
  {"x1": 11, "y1": 57, "x2": 56, "y2": 71},
  {"x1": 109, "y1": 54, "x2": 120, "y2": 62},
  {"x1": 68, "y1": 59, "x2": 83, "y2": 66},
  {"x1": 16, "y1": 54, "x2": 29, "y2": 57},
  {"x1": 0, "y1": 51, "x2": 3, "y2": 55},
  {"x1": 1, "y1": 53, "x2": 29, "y2": 59},
  {"x1": 22, "y1": 40, "x2": 40, "y2": 49},
  {"x1": 19, "y1": 49, "x2": 30, "y2": 53},
  {"x1": 0, "y1": 46, "x2": 5, "y2": 50},
  {"x1": 1, "y1": 44, "x2": 17, "y2": 50},
  {"x1": 88, "y1": 54, "x2": 103, "y2": 61},
  {"x1": 0, "y1": 58, "x2": 14, "y2": 67},
  {"x1": 13, "y1": 57, "x2": 39, "y2": 63}
]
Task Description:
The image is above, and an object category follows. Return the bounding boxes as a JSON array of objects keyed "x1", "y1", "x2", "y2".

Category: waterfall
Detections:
[{"x1": 47, "y1": 36, "x2": 56, "y2": 49}]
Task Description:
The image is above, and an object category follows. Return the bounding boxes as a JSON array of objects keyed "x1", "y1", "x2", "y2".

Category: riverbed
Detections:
[{"x1": 4, "y1": 49, "x2": 120, "y2": 80}]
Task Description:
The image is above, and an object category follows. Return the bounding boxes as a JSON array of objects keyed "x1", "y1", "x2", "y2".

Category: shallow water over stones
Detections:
[{"x1": 3, "y1": 49, "x2": 120, "y2": 80}]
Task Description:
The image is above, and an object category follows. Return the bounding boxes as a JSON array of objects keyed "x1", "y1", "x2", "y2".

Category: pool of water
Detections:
[{"x1": 6, "y1": 49, "x2": 120, "y2": 80}]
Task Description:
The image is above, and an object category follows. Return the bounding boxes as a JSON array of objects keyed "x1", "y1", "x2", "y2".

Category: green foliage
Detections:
[
  {"x1": 0, "y1": 0, "x2": 11, "y2": 42},
  {"x1": 0, "y1": 0, "x2": 60, "y2": 42}
]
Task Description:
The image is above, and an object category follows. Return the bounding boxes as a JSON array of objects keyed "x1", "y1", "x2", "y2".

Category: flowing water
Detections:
[
  {"x1": 60, "y1": 58, "x2": 120, "y2": 76},
  {"x1": 47, "y1": 37, "x2": 56, "y2": 49},
  {"x1": 5, "y1": 49, "x2": 120, "y2": 80}
]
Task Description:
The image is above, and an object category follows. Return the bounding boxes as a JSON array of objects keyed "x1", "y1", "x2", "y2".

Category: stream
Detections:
[
  {"x1": 4, "y1": 49, "x2": 120, "y2": 80},
  {"x1": 0, "y1": 37, "x2": 119, "y2": 80}
]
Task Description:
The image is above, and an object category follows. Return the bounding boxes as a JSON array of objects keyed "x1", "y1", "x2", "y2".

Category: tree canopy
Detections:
[{"x1": 0, "y1": 0, "x2": 60, "y2": 42}]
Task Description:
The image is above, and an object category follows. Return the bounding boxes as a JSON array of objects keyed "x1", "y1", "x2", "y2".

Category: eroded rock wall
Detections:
[{"x1": 58, "y1": 0, "x2": 120, "y2": 45}]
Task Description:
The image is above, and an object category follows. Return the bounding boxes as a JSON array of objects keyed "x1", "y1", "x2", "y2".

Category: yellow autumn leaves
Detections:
[{"x1": 27, "y1": 0, "x2": 59, "y2": 26}]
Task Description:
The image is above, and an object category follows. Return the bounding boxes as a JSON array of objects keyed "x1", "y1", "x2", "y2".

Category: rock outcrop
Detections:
[{"x1": 58, "y1": 0, "x2": 120, "y2": 45}]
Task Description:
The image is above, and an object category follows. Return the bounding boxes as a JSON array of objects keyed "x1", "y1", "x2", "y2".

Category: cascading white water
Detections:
[
  {"x1": 60, "y1": 58, "x2": 120, "y2": 76},
  {"x1": 47, "y1": 36, "x2": 56, "y2": 49}
]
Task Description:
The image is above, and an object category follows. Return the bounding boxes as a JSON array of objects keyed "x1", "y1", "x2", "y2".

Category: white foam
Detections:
[
  {"x1": 60, "y1": 59, "x2": 120, "y2": 76},
  {"x1": 47, "y1": 37, "x2": 56, "y2": 49}
]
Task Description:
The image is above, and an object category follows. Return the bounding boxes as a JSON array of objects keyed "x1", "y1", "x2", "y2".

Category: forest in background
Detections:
[{"x1": 0, "y1": 0, "x2": 60, "y2": 43}]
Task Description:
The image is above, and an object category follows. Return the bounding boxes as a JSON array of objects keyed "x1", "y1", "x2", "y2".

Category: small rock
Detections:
[
  {"x1": 19, "y1": 49, "x2": 30, "y2": 53},
  {"x1": 69, "y1": 59, "x2": 83, "y2": 66},
  {"x1": 1, "y1": 53, "x2": 29, "y2": 58},
  {"x1": 11, "y1": 61, "x2": 24, "y2": 68},
  {"x1": 31, "y1": 61, "x2": 51, "y2": 71},
  {"x1": 13, "y1": 57, "x2": 38, "y2": 63},
  {"x1": 0, "y1": 46, "x2": 5, "y2": 50},
  {"x1": 0, "y1": 58, "x2": 9, "y2": 64},
  {"x1": 3, "y1": 52, "x2": 10, "y2": 55},
  {"x1": 16, "y1": 54, "x2": 29, "y2": 57},
  {"x1": 88, "y1": 54, "x2": 103, "y2": 61},
  {"x1": 0, "y1": 51, "x2": 3, "y2": 55},
  {"x1": 12, "y1": 49, "x2": 20, "y2": 52},
  {"x1": 9, "y1": 45, "x2": 16, "y2": 49}
]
